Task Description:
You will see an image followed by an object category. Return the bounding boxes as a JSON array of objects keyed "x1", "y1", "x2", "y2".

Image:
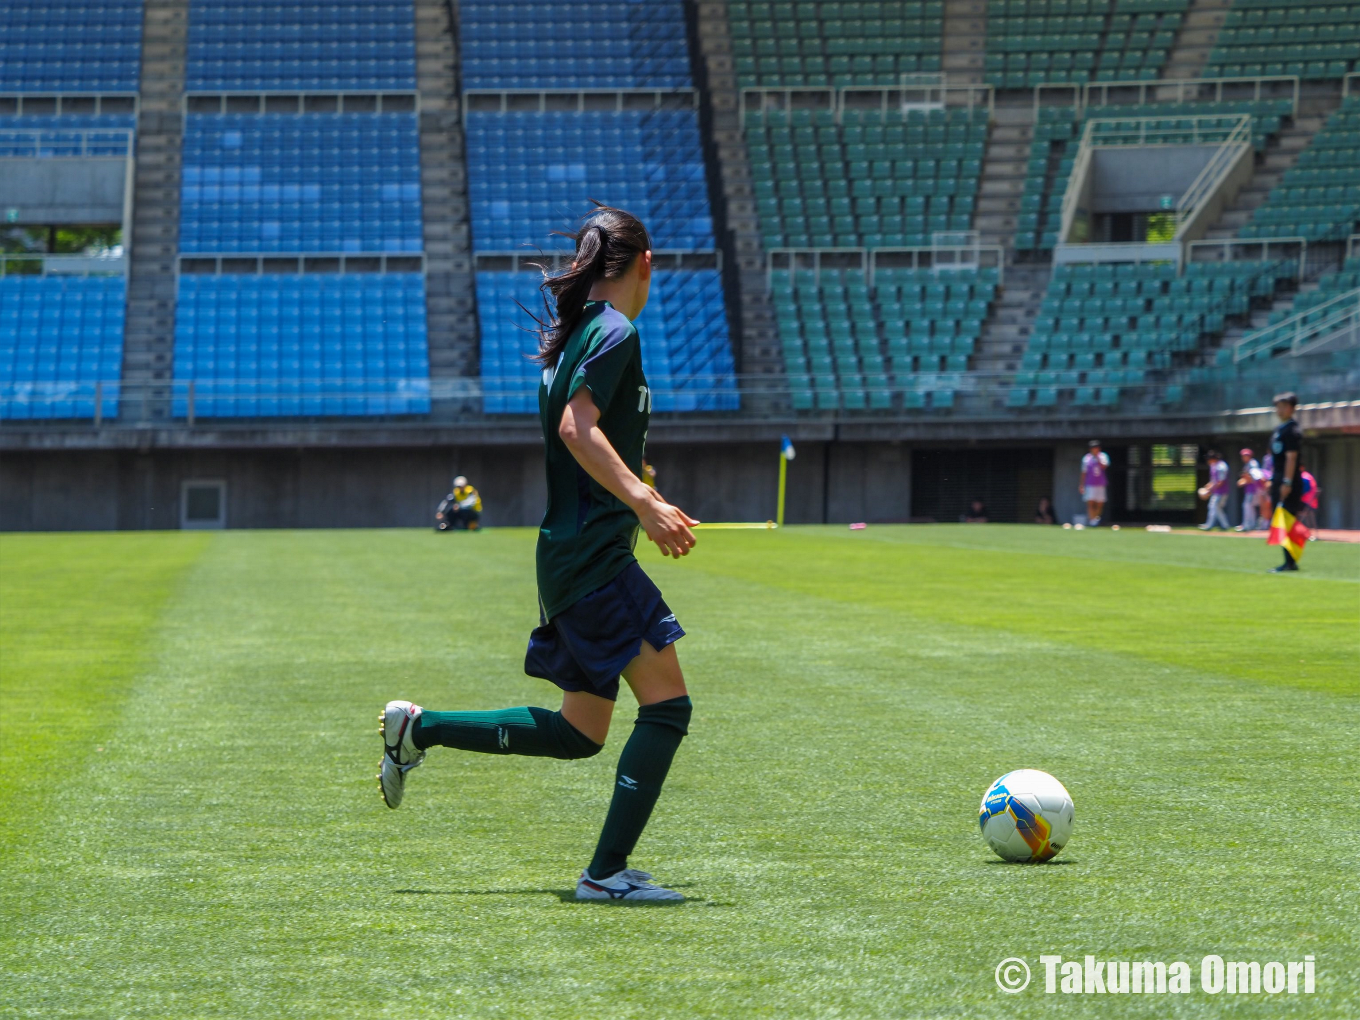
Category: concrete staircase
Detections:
[
  {"x1": 1161, "y1": 0, "x2": 1230, "y2": 81},
  {"x1": 973, "y1": 263, "x2": 1049, "y2": 373},
  {"x1": 973, "y1": 95, "x2": 1032, "y2": 253},
  {"x1": 942, "y1": 0, "x2": 986, "y2": 86},
  {"x1": 417, "y1": 0, "x2": 478, "y2": 406},
  {"x1": 690, "y1": 1, "x2": 780, "y2": 385},
  {"x1": 120, "y1": 0, "x2": 188, "y2": 424},
  {"x1": 1202, "y1": 108, "x2": 1334, "y2": 241}
]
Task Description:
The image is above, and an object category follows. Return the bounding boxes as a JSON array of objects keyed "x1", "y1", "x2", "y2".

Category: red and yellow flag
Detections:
[{"x1": 1267, "y1": 505, "x2": 1310, "y2": 561}]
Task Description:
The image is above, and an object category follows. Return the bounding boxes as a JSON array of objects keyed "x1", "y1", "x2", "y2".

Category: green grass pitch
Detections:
[{"x1": 1, "y1": 525, "x2": 1357, "y2": 1019}]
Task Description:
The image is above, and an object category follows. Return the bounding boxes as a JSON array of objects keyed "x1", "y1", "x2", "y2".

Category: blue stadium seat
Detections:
[
  {"x1": 459, "y1": 1, "x2": 691, "y2": 89},
  {"x1": 0, "y1": 0, "x2": 143, "y2": 92},
  {"x1": 0, "y1": 274, "x2": 125, "y2": 420},
  {"x1": 465, "y1": 109, "x2": 712, "y2": 252},
  {"x1": 171, "y1": 273, "x2": 430, "y2": 419},
  {"x1": 476, "y1": 269, "x2": 737, "y2": 415},
  {"x1": 180, "y1": 113, "x2": 422, "y2": 254},
  {"x1": 186, "y1": 1, "x2": 416, "y2": 91}
]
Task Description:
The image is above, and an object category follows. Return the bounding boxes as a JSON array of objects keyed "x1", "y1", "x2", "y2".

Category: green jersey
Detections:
[{"x1": 536, "y1": 301, "x2": 651, "y2": 620}]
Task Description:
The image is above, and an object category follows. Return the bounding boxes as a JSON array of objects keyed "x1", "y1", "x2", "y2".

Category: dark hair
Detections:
[
  {"x1": 528, "y1": 203, "x2": 651, "y2": 366},
  {"x1": 1088, "y1": 439, "x2": 1101, "y2": 448},
  {"x1": 1206, "y1": 449, "x2": 1220, "y2": 459},
  {"x1": 1273, "y1": 390, "x2": 1298, "y2": 407}
]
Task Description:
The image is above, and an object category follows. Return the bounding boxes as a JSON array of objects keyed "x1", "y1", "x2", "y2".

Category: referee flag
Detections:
[{"x1": 1267, "y1": 504, "x2": 1310, "y2": 561}]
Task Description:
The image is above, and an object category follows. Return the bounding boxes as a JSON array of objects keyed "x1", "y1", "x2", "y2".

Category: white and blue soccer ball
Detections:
[{"x1": 979, "y1": 769, "x2": 1074, "y2": 862}]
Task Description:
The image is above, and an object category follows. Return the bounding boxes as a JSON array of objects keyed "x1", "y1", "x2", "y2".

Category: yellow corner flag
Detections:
[{"x1": 1267, "y1": 505, "x2": 1310, "y2": 562}]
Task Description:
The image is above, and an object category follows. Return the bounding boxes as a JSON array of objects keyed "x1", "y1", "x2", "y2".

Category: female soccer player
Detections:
[{"x1": 378, "y1": 206, "x2": 700, "y2": 902}]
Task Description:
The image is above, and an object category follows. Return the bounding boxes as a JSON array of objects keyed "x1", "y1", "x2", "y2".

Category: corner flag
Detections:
[
  {"x1": 781, "y1": 435, "x2": 796, "y2": 461},
  {"x1": 1267, "y1": 505, "x2": 1310, "y2": 561}
]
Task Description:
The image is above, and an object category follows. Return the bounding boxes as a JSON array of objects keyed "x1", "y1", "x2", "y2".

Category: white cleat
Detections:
[
  {"x1": 575, "y1": 868, "x2": 684, "y2": 902},
  {"x1": 378, "y1": 700, "x2": 425, "y2": 809}
]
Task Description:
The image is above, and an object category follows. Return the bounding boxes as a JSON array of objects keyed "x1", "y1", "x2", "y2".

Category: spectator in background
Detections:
[
  {"x1": 1235, "y1": 447, "x2": 1266, "y2": 532},
  {"x1": 1080, "y1": 440, "x2": 1110, "y2": 526},
  {"x1": 640, "y1": 458, "x2": 661, "y2": 499},
  {"x1": 436, "y1": 475, "x2": 483, "y2": 531},
  {"x1": 1299, "y1": 465, "x2": 1320, "y2": 535},
  {"x1": 1034, "y1": 497, "x2": 1057, "y2": 525},
  {"x1": 962, "y1": 499, "x2": 989, "y2": 523},
  {"x1": 1199, "y1": 450, "x2": 1231, "y2": 531}
]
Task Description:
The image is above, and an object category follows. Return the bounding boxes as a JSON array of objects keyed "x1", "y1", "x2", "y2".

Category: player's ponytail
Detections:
[{"x1": 529, "y1": 203, "x2": 651, "y2": 366}]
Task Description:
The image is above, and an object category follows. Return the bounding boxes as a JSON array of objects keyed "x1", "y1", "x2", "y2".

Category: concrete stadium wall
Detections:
[
  {"x1": 0, "y1": 158, "x2": 129, "y2": 224},
  {"x1": 5, "y1": 435, "x2": 1358, "y2": 531}
]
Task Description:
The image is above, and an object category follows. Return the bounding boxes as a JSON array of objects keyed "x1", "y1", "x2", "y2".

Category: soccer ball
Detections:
[{"x1": 978, "y1": 770, "x2": 1074, "y2": 862}]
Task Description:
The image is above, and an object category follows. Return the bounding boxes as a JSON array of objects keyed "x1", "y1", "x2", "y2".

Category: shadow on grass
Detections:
[
  {"x1": 984, "y1": 858, "x2": 1079, "y2": 865},
  {"x1": 395, "y1": 885, "x2": 700, "y2": 905}
]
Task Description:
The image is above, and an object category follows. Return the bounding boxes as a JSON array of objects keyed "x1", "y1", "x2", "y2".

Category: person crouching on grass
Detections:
[{"x1": 377, "y1": 205, "x2": 701, "y2": 902}]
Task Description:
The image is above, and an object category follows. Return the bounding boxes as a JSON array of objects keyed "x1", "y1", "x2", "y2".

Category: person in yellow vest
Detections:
[{"x1": 436, "y1": 475, "x2": 482, "y2": 531}]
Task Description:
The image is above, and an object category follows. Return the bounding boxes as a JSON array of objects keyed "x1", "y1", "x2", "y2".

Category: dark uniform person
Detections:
[
  {"x1": 1268, "y1": 392, "x2": 1303, "y2": 573},
  {"x1": 435, "y1": 475, "x2": 482, "y2": 531}
]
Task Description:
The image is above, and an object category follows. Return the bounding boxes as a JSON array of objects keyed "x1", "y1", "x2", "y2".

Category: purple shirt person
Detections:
[
  {"x1": 1080, "y1": 440, "x2": 1110, "y2": 525},
  {"x1": 1200, "y1": 450, "x2": 1231, "y2": 530}
]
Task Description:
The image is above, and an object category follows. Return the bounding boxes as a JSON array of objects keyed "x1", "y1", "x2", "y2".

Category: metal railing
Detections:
[
  {"x1": 473, "y1": 250, "x2": 721, "y2": 273},
  {"x1": 1175, "y1": 115, "x2": 1253, "y2": 229},
  {"x1": 463, "y1": 87, "x2": 697, "y2": 119},
  {"x1": 740, "y1": 82, "x2": 992, "y2": 128},
  {"x1": 0, "y1": 253, "x2": 127, "y2": 276},
  {"x1": 1235, "y1": 287, "x2": 1360, "y2": 363},
  {"x1": 766, "y1": 244, "x2": 1005, "y2": 287},
  {"x1": 1344, "y1": 72, "x2": 1360, "y2": 101},
  {"x1": 0, "y1": 128, "x2": 134, "y2": 158},
  {"x1": 7, "y1": 366, "x2": 1355, "y2": 429},
  {"x1": 182, "y1": 91, "x2": 419, "y2": 116},
  {"x1": 176, "y1": 252, "x2": 426, "y2": 276},
  {"x1": 1058, "y1": 114, "x2": 1253, "y2": 248},
  {"x1": 0, "y1": 92, "x2": 139, "y2": 117},
  {"x1": 1082, "y1": 75, "x2": 1300, "y2": 116},
  {"x1": 1347, "y1": 234, "x2": 1360, "y2": 262},
  {"x1": 1186, "y1": 237, "x2": 1307, "y2": 277}
]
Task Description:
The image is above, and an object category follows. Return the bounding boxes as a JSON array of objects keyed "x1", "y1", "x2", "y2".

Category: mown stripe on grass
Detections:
[
  {"x1": 0, "y1": 532, "x2": 211, "y2": 852},
  {"x1": 669, "y1": 527, "x2": 1359, "y2": 694}
]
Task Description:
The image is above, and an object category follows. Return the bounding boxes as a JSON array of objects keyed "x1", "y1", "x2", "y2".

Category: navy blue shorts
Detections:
[{"x1": 524, "y1": 561, "x2": 685, "y2": 702}]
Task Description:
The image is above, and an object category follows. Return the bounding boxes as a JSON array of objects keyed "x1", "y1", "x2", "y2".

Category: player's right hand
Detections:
[{"x1": 637, "y1": 499, "x2": 698, "y2": 558}]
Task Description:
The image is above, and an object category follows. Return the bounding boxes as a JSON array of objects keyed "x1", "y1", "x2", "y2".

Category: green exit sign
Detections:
[
  {"x1": 4, "y1": 208, "x2": 17, "y2": 223},
  {"x1": 1159, "y1": 194, "x2": 1175, "y2": 210}
]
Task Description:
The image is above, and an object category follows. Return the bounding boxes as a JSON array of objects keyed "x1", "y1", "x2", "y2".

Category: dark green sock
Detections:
[
  {"x1": 588, "y1": 695, "x2": 692, "y2": 880},
  {"x1": 413, "y1": 706, "x2": 601, "y2": 759}
]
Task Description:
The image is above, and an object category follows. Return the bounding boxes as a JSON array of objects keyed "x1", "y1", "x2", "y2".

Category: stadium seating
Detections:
[
  {"x1": 1240, "y1": 97, "x2": 1360, "y2": 242},
  {"x1": 464, "y1": 109, "x2": 714, "y2": 252},
  {"x1": 1204, "y1": 1, "x2": 1360, "y2": 80},
  {"x1": 728, "y1": 0, "x2": 944, "y2": 90},
  {"x1": 460, "y1": 0, "x2": 691, "y2": 88},
  {"x1": 171, "y1": 273, "x2": 430, "y2": 418},
  {"x1": 985, "y1": 0, "x2": 1186, "y2": 89},
  {"x1": 0, "y1": 274, "x2": 125, "y2": 420},
  {"x1": 179, "y1": 113, "x2": 423, "y2": 253},
  {"x1": 477, "y1": 269, "x2": 738, "y2": 414},
  {"x1": 774, "y1": 264, "x2": 998, "y2": 410},
  {"x1": 1262, "y1": 256, "x2": 1360, "y2": 325},
  {"x1": 186, "y1": 0, "x2": 415, "y2": 91},
  {"x1": 1008, "y1": 259, "x2": 1294, "y2": 407},
  {"x1": 1015, "y1": 99, "x2": 1290, "y2": 252},
  {"x1": 0, "y1": 116, "x2": 135, "y2": 157},
  {"x1": 745, "y1": 105, "x2": 987, "y2": 250},
  {"x1": 0, "y1": 0, "x2": 142, "y2": 93}
]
